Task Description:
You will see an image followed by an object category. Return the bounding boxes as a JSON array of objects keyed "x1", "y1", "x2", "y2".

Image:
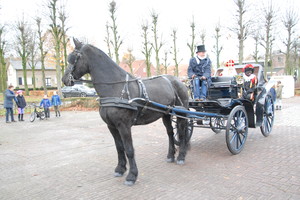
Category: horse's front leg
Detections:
[
  {"x1": 162, "y1": 115, "x2": 176, "y2": 163},
  {"x1": 118, "y1": 124, "x2": 138, "y2": 186},
  {"x1": 176, "y1": 118, "x2": 188, "y2": 165},
  {"x1": 107, "y1": 125, "x2": 127, "y2": 177}
]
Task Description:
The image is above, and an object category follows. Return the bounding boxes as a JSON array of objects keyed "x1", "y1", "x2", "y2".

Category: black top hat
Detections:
[{"x1": 196, "y1": 45, "x2": 206, "y2": 53}]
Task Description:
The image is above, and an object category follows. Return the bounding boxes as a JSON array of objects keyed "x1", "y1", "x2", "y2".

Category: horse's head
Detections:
[{"x1": 62, "y1": 38, "x2": 89, "y2": 86}]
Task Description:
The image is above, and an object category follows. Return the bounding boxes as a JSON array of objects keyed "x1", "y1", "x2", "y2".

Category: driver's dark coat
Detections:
[{"x1": 187, "y1": 57, "x2": 211, "y2": 78}]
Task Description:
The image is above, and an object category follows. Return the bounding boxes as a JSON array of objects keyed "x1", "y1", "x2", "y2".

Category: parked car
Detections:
[{"x1": 61, "y1": 85, "x2": 97, "y2": 98}]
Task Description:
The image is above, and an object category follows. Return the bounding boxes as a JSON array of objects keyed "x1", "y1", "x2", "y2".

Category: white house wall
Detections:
[
  {"x1": 15, "y1": 70, "x2": 57, "y2": 88},
  {"x1": 7, "y1": 64, "x2": 17, "y2": 87}
]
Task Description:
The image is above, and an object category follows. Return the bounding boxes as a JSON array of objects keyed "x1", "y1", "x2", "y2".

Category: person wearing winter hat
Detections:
[
  {"x1": 187, "y1": 45, "x2": 212, "y2": 101},
  {"x1": 16, "y1": 90, "x2": 27, "y2": 121},
  {"x1": 51, "y1": 91, "x2": 61, "y2": 117},
  {"x1": 40, "y1": 94, "x2": 51, "y2": 119},
  {"x1": 242, "y1": 64, "x2": 257, "y2": 101}
]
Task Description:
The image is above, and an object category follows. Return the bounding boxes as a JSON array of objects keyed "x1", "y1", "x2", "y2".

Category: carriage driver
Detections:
[{"x1": 187, "y1": 45, "x2": 212, "y2": 101}]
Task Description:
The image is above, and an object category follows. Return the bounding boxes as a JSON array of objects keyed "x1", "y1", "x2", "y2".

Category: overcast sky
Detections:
[{"x1": 1, "y1": 0, "x2": 300, "y2": 66}]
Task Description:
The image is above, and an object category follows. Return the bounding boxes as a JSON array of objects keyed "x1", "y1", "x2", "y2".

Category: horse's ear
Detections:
[{"x1": 73, "y1": 38, "x2": 83, "y2": 50}]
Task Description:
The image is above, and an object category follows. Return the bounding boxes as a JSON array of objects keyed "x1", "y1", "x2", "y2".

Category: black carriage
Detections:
[{"x1": 130, "y1": 64, "x2": 275, "y2": 155}]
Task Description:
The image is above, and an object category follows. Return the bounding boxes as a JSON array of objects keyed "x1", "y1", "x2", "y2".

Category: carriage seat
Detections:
[
  {"x1": 208, "y1": 76, "x2": 238, "y2": 100},
  {"x1": 210, "y1": 76, "x2": 234, "y2": 88}
]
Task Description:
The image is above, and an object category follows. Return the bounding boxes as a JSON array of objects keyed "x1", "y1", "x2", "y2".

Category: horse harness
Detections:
[
  {"x1": 67, "y1": 47, "x2": 182, "y2": 123},
  {"x1": 98, "y1": 74, "x2": 182, "y2": 124}
]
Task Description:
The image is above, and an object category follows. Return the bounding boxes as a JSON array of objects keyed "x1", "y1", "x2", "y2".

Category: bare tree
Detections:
[
  {"x1": 212, "y1": 24, "x2": 223, "y2": 68},
  {"x1": 48, "y1": 0, "x2": 63, "y2": 96},
  {"x1": 251, "y1": 30, "x2": 261, "y2": 63},
  {"x1": 104, "y1": 22, "x2": 113, "y2": 58},
  {"x1": 282, "y1": 6, "x2": 299, "y2": 75},
  {"x1": 141, "y1": 22, "x2": 152, "y2": 77},
  {"x1": 230, "y1": 0, "x2": 252, "y2": 64},
  {"x1": 162, "y1": 50, "x2": 169, "y2": 74},
  {"x1": 28, "y1": 32, "x2": 38, "y2": 90},
  {"x1": 58, "y1": 4, "x2": 69, "y2": 78},
  {"x1": 200, "y1": 29, "x2": 206, "y2": 45},
  {"x1": 15, "y1": 19, "x2": 31, "y2": 95},
  {"x1": 187, "y1": 16, "x2": 196, "y2": 58},
  {"x1": 0, "y1": 25, "x2": 7, "y2": 91},
  {"x1": 150, "y1": 11, "x2": 163, "y2": 75},
  {"x1": 170, "y1": 28, "x2": 182, "y2": 77},
  {"x1": 108, "y1": 1, "x2": 122, "y2": 64},
  {"x1": 260, "y1": 1, "x2": 277, "y2": 76},
  {"x1": 122, "y1": 48, "x2": 135, "y2": 74},
  {"x1": 36, "y1": 17, "x2": 48, "y2": 95}
]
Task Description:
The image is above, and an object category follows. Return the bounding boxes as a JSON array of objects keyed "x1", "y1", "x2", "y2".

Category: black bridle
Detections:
[{"x1": 68, "y1": 49, "x2": 83, "y2": 84}]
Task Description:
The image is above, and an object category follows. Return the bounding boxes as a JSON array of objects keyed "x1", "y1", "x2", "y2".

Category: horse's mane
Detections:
[{"x1": 83, "y1": 44, "x2": 135, "y2": 78}]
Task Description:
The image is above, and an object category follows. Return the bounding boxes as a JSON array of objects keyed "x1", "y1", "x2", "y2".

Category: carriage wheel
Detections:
[
  {"x1": 226, "y1": 105, "x2": 248, "y2": 155},
  {"x1": 30, "y1": 112, "x2": 36, "y2": 122},
  {"x1": 260, "y1": 95, "x2": 275, "y2": 137},
  {"x1": 210, "y1": 117, "x2": 225, "y2": 134},
  {"x1": 172, "y1": 116, "x2": 194, "y2": 146}
]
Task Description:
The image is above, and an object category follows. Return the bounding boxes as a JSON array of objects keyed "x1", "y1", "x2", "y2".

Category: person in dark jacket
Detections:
[
  {"x1": 40, "y1": 95, "x2": 51, "y2": 119},
  {"x1": 51, "y1": 91, "x2": 61, "y2": 117},
  {"x1": 16, "y1": 90, "x2": 27, "y2": 121},
  {"x1": 4, "y1": 85, "x2": 17, "y2": 123},
  {"x1": 187, "y1": 45, "x2": 212, "y2": 101}
]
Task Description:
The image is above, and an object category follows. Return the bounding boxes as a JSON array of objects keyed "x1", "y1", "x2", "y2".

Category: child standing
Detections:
[
  {"x1": 40, "y1": 95, "x2": 51, "y2": 119},
  {"x1": 16, "y1": 90, "x2": 27, "y2": 121},
  {"x1": 51, "y1": 91, "x2": 61, "y2": 117}
]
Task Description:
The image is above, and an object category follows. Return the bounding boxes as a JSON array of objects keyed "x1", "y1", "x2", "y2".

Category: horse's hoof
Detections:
[
  {"x1": 177, "y1": 160, "x2": 185, "y2": 165},
  {"x1": 124, "y1": 180, "x2": 135, "y2": 186},
  {"x1": 166, "y1": 158, "x2": 175, "y2": 163},
  {"x1": 114, "y1": 172, "x2": 124, "y2": 177}
]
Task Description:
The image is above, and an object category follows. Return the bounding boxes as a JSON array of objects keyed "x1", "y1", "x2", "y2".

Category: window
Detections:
[
  {"x1": 278, "y1": 56, "x2": 283, "y2": 63},
  {"x1": 45, "y1": 78, "x2": 51, "y2": 86},
  {"x1": 18, "y1": 77, "x2": 23, "y2": 85}
]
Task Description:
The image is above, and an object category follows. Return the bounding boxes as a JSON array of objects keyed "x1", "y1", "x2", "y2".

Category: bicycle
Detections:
[{"x1": 30, "y1": 104, "x2": 46, "y2": 122}]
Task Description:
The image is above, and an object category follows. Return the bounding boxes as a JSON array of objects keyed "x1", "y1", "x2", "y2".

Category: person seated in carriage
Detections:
[
  {"x1": 242, "y1": 64, "x2": 257, "y2": 101},
  {"x1": 219, "y1": 60, "x2": 237, "y2": 76},
  {"x1": 187, "y1": 45, "x2": 212, "y2": 101}
]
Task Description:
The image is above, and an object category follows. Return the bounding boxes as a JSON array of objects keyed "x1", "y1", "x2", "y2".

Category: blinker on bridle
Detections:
[{"x1": 68, "y1": 49, "x2": 82, "y2": 83}]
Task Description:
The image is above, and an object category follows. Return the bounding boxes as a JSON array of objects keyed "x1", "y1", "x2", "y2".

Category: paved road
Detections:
[{"x1": 0, "y1": 97, "x2": 300, "y2": 200}]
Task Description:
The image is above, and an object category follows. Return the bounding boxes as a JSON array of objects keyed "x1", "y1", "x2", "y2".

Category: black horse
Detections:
[{"x1": 62, "y1": 39, "x2": 190, "y2": 185}]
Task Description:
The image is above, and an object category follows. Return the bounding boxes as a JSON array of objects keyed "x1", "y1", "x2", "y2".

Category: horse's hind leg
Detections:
[
  {"x1": 162, "y1": 115, "x2": 176, "y2": 163},
  {"x1": 108, "y1": 125, "x2": 127, "y2": 177},
  {"x1": 176, "y1": 118, "x2": 188, "y2": 165},
  {"x1": 117, "y1": 124, "x2": 138, "y2": 186}
]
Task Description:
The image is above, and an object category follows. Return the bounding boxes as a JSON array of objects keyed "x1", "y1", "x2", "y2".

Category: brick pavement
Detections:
[{"x1": 0, "y1": 96, "x2": 299, "y2": 199}]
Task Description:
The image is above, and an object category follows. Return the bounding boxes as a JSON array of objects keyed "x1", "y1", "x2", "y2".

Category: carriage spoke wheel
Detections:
[
  {"x1": 226, "y1": 105, "x2": 248, "y2": 155},
  {"x1": 172, "y1": 116, "x2": 194, "y2": 146},
  {"x1": 210, "y1": 117, "x2": 225, "y2": 134},
  {"x1": 260, "y1": 95, "x2": 274, "y2": 137}
]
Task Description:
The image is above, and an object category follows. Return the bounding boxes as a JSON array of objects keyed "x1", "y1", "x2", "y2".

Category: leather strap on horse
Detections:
[{"x1": 99, "y1": 97, "x2": 138, "y2": 110}]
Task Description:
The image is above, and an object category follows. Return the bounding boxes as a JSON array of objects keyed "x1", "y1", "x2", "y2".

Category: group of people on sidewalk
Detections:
[{"x1": 3, "y1": 85, "x2": 62, "y2": 123}]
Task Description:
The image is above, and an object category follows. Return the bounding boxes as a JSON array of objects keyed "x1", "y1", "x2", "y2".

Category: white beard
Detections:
[{"x1": 196, "y1": 55, "x2": 207, "y2": 64}]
